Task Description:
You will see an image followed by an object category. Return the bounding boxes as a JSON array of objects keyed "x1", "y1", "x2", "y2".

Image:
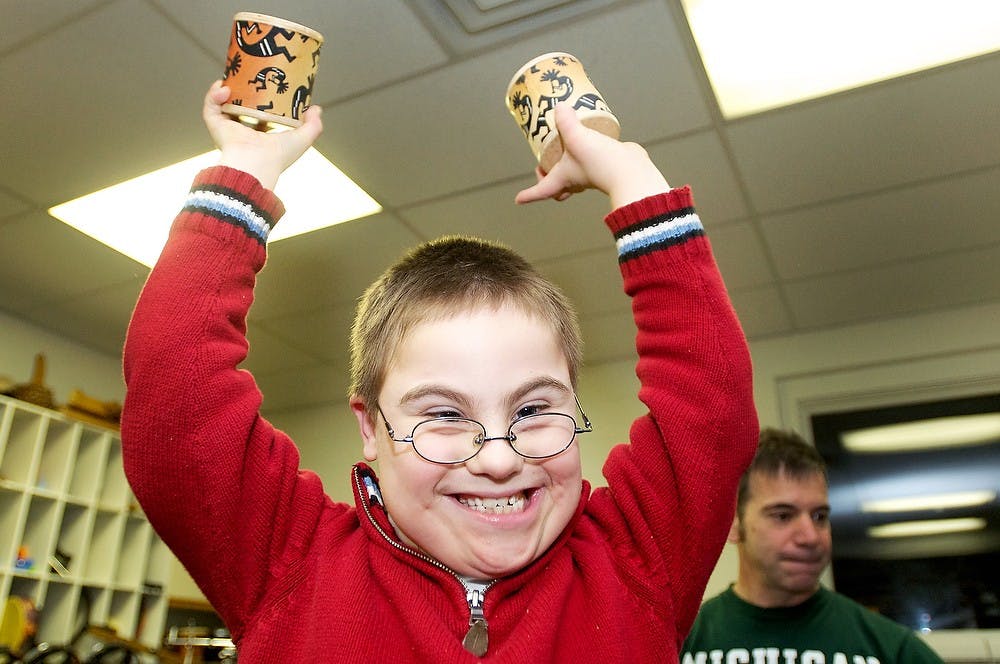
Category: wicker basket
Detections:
[{"x1": 9, "y1": 353, "x2": 55, "y2": 409}]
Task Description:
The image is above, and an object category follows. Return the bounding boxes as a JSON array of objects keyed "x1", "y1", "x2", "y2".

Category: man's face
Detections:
[
  {"x1": 353, "y1": 303, "x2": 583, "y2": 580},
  {"x1": 733, "y1": 470, "x2": 831, "y2": 607}
]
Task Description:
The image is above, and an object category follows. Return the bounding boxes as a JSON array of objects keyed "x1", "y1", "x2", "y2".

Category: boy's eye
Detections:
[
  {"x1": 515, "y1": 404, "x2": 545, "y2": 419},
  {"x1": 428, "y1": 409, "x2": 463, "y2": 419}
]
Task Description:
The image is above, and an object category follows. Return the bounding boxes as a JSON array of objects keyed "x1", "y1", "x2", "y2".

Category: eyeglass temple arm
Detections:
[
  {"x1": 376, "y1": 405, "x2": 399, "y2": 439},
  {"x1": 575, "y1": 394, "x2": 593, "y2": 432}
]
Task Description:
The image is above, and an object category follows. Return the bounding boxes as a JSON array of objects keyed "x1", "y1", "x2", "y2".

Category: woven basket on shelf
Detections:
[{"x1": 9, "y1": 353, "x2": 55, "y2": 410}]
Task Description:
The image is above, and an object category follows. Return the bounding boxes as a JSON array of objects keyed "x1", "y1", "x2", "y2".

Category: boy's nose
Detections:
[{"x1": 465, "y1": 435, "x2": 524, "y2": 480}]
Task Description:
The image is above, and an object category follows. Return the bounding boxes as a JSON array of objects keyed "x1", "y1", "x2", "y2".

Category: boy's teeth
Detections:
[{"x1": 459, "y1": 493, "x2": 527, "y2": 514}]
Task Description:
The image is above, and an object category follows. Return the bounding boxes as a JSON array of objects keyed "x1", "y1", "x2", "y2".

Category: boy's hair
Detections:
[
  {"x1": 736, "y1": 428, "x2": 827, "y2": 520},
  {"x1": 349, "y1": 235, "x2": 583, "y2": 412}
]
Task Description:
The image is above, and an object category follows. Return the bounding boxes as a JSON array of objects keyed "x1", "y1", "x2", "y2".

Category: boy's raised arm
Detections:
[
  {"x1": 519, "y1": 101, "x2": 758, "y2": 644},
  {"x1": 120, "y1": 83, "x2": 327, "y2": 637}
]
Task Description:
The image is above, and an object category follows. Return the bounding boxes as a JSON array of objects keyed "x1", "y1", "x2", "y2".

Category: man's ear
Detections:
[
  {"x1": 727, "y1": 515, "x2": 742, "y2": 544},
  {"x1": 350, "y1": 397, "x2": 379, "y2": 462}
]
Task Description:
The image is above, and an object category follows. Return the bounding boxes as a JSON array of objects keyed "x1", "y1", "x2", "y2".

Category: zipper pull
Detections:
[
  {"x1": 362, "y1": 473, "x2": 383, "y2": 508},
  {"x1": 462, "y1": 580, "x2": 490, "y2": 657},
  {"x1": 463, "y1": 619, "x2": 488, "y2": 657}
]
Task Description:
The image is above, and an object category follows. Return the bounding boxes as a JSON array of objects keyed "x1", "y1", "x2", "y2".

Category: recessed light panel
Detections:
[
  {"x1": 49, "y1": 149, "x2": 381, "y2": 267},
  {"x1": 681, "y1": 0, "x2": 1000, "y2": 118}
]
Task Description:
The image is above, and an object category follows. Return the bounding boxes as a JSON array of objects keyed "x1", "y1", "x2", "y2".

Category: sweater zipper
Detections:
[{"x1": 353, "y1": 468, "x2": 497, "y2": 657}]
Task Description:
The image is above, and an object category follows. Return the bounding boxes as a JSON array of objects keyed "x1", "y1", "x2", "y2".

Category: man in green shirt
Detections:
[{"x1": 681, "y1": 429, "x2": 944, "y2": 664}]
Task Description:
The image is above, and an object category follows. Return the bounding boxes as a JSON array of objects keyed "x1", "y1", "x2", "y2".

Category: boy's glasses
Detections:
[{"x1": 376, "y1": 397, "x2": 593, "y2": 465}]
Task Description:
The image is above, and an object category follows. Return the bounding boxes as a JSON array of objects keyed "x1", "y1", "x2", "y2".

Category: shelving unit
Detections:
[{"x1": 0, "y1": 393, "x2": 170, "y2": 652}]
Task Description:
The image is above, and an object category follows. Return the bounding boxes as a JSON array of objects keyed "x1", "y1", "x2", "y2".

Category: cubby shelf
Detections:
[{"x1": 0, "y1": 394, "x2": 171, "y2": 652}]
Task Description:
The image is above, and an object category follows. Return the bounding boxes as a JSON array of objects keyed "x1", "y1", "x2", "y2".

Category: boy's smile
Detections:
[{"x1": 353, "y1": 302, "x2": 583, "y2": 580}]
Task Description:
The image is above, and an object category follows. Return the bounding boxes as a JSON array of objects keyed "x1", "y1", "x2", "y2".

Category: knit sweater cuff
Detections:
[
  {"x1": 603, "y1": 186, "x2": 704, "y2": 266},
  {"x1": 183, "y1": 166, "x2": 286, "y2": 245}
]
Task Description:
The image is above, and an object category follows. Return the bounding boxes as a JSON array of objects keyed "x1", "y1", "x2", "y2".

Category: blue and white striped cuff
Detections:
[
  {"x1": 184, "y1": 188, "x2": 273, "y2": 243},
  {"x1": 615, "y1": 210, "x2": 704, "y2": 261}
]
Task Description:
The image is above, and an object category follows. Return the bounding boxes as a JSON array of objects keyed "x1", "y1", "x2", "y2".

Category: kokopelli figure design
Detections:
[
  {"x1": 530, "y1": 69, "x2": 575, "y2": 142},
  {"x1": 235, "y1": 21, "x2": 298, "y2": 62}
]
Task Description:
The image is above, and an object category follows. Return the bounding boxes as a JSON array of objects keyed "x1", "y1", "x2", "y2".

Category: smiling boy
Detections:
[
  {"x1": 354, "y1": 299, "x2": 585, "y2": 580},
  {"x1": 121, "y1": 81, "x2": 757, "y2": 662}
]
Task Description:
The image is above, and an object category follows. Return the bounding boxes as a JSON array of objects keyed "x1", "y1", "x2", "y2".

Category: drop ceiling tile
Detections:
[
  {"x1": 536, "y1": 249, "x2": 629, "y2": 318},
  {"x1": 243, "y1": 324, "x2": 323, "y2": 376},
  {"x1": 251, "y1": 212, "x2": 423, "y2": 318},
  {"x1": 409, "y1": 0, "x2": 621, "y2": 52},
  {"x1": 0, "y1": 211, "x2": 147, "y2": 312},
  {"x1": 726, "y1": 53, "x2": 1000, "y2": 213},
  {"x1": 151, "y1": 0, "x2": 449, "y2": 102},
  {"x1": 254, "y1": 304, "x2": 357, "y2": 370},
  {"x1": 399, "y1": 176, "x2": 613, "y2": 262},
  {"x1": 0, "y1": 193, "x2": 30, "y2": 224},
  {"x1": 18, "y1": 278, "x2": 145, "y2": 358},
  {"x1": 255, "y1": 363, "x2": 351, "y2": 413},
  {"x1": 783, "y1": 244, "x2": 1000, "y2": 330},
  {"x1": 704, "y1": 221, "x2": 777, "y2": 291},
  {"x1": 728, "y1": 286, "x2": 793, "y2": 340},
  {"x1": 2, "y1": 0, "x2": 107, "y2": 48},
  {"x1": 579, "y1": 307, "x2": 640, "y2": 366},
  {"x1": 0, "y1": 1, "x2": 219, "y2": 205},
  {"x1": 560, "y1": 3, "x2": 712, "y2": 145},
  {"x1": 646, "y1": 131, "x2": 749, "y2": 225},
  {"x1": 320, "y1": 1, "x2": 711, "y2": 206},
  {"x1": 761, "y1": 166, "x2": 1000, "y2": 279}
]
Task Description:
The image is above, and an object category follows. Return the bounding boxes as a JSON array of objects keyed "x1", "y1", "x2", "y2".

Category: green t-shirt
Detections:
[{"x1": 681, "y1": 586, "x2": 944, "y2": 664}]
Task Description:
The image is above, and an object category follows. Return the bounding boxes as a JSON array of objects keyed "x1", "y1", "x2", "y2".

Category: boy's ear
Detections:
[{"x1": 350, "y1": 397, "x2": 379, "y2": 462}]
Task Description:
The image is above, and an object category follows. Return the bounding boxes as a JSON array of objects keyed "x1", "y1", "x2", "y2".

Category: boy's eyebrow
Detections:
[
  {"x1": 396, "y1": 376, "x2": 572, "y2": 411},
  {"x1": 398, "y1": 385, "x2": 469, "y2": 407},
  {"x1": 507, "y1": 376, "x2": 572, "y2": 408}
]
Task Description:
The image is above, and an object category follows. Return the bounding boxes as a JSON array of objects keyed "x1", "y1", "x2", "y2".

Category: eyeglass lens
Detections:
[{"x1": 411, "y1": 413, "x2": 577, "y2": 463}]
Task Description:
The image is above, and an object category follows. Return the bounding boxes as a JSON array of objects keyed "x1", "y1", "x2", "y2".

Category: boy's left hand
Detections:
[{"x1": 204, "y1": 80, "x2": 323, "y2": 190}]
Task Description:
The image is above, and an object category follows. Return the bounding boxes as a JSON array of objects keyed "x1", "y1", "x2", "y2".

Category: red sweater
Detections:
[{"x1": 121, "y1": 166, "x2": 757, "y2": 663}]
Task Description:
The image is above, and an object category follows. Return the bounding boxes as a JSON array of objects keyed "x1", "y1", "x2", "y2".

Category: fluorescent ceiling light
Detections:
[
  {"x1": 861, "y1": 490, "x2": 996, "y2": 514},
  {"x1": 841, "y1": 413, "x2": 1000, "y2": 453},
  {"x1": 868, "y1": 517, "x2": 987, "y2": 539},
  {"x1": 49, "y1": 148, "x2": 381, "y2": 267},
  {"x1": 680, "y1": 0, "x2": 1000, "y2": 118}
]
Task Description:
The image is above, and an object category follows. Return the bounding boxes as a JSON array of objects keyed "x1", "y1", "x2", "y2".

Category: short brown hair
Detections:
[
  {"x1": 736, "y1": 428, "x2": 827, "y2": 520},
  {"x1": 349, "y1": 235, "x2": 583, "y2": 412}
]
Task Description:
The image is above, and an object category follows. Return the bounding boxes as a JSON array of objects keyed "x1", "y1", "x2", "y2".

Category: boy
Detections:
[{"x1": 121, "y1": 80, "x2": 757, "y2": 662}]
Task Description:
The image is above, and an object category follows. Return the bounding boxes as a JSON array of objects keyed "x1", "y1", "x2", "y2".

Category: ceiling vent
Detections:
[{"x1": 410, "y1": 0, "x2": 624, "y2": 53}]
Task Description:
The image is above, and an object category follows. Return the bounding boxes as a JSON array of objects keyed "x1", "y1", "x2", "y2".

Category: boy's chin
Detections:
[{"x1": 454, "y1": 552, "x2": 538, "y2": 580}]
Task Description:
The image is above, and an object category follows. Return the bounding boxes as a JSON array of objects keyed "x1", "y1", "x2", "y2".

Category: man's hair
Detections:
[
  {"x1": 736, "y1": 428, "x2": 827, "y2": 520},
  {"x1": 349, "y1": 235, "x2": 583, "y2": 412}
]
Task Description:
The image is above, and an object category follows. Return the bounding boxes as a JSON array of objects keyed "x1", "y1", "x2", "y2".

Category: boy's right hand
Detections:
[
  {"x1": 204, "y1": 80, "x2": 323, "y2": 190},
  {"x1": 514, "y1": 103, "x2": 669, "y2": 210}
]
